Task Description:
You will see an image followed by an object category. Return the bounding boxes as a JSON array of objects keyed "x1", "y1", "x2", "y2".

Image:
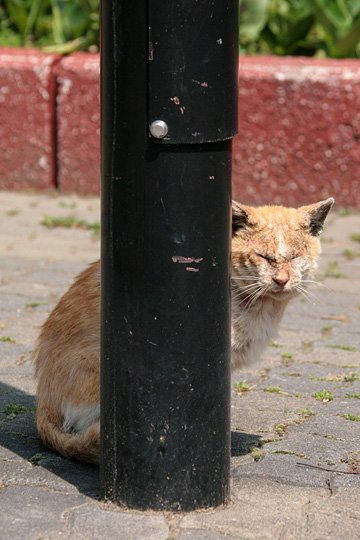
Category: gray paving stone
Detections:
[
  {"x1": 176, "y1": 529, "x2": 237, "y2": 539},
  {"x1": 179, "y1": 478, "x2": 360, "y2": 540},
  {"x1": 1, "y1": 192, "x2": 360, "y2": 539},
  {"x1": 63, "y1": 504, "x2": 169, "y2": 539},
  {"x1": 0, "y1": 485, "x2": 88, "y2": 540}
]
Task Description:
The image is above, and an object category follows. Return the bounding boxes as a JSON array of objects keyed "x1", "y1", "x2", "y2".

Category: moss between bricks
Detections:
[
  {"x1": 41, "y1": 215, "x2": 100, "y2": 235},
  {"x1": 0, "y1": 336, "x2": 16, "y2": 343},
  {"x1": 233, "y1": 381, "x2": 251, "y2": 395},
  {"x1": 3, "y1": 404, "x2": 36, "y2": 420},
  {"x1": 249, "y1": 442, "x2": 263, "y2": 462},
  {"x1": 312, "y1": 390, "x2": 334, "y2": 402},
  {"x1": 328, "y1": 344, "x2": 357, "y2": 352},
  {"x1": 272, "y1": 450, "x2": 308, "y2": 459},
  {"x1": 263, "y1": 387, "x2": 292, "y2": 396},
  {"x1": 342, "y1": 413, "x2": 360, "y2": 422},
  {"x1": 29, "y1": 453, "x2": 47, "y2": 466}
]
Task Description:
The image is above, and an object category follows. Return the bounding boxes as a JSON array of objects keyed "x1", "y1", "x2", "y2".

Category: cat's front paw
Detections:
[{"x1": 231, "y1": 347, "x2": 249, "y2": 371}]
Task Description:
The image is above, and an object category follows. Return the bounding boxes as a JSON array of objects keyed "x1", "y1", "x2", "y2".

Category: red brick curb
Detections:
[
  {"x1": 0, "y1": 48, "x2": 59, "y2": 191},
  {"x1": 234, "y1": 55, "x2": 360, "y2": 207},
  {"x1": 0, "y1": 48, "x2": 359, "y2": 207},
  {"x1": 55, "y1": 53, "x2": 100, "y2": 194}
]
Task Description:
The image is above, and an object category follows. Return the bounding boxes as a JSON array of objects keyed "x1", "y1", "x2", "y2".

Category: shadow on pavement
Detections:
[
  {"x1": 1, "y1": 382, "x2": 260, "y2": 499},
  {"x1": 231, "y1": 430, "x2": 262, "y2": 457},
  {"x1": 0, "y1": 382, "x2": 99, "y2": 498}
]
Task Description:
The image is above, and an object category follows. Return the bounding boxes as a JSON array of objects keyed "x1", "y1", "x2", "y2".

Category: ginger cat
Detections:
[{"x1": 35, "y1": 198, "x2": 334, "y2": 463}]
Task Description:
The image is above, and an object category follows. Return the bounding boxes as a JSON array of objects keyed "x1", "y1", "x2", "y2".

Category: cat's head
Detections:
[{"x1": 231, "y1": 198, "x2": 334, "y2": 305}]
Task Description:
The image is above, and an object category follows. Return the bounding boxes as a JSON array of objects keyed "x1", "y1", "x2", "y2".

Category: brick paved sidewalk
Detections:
[{"x1": 1, "y1": 192, "x2": 359, "y2": 539}]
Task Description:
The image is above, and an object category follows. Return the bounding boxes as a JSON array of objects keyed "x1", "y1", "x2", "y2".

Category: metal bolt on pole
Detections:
[{"x1": 100, "y1": 0, "x2": 238, "y2": 511}]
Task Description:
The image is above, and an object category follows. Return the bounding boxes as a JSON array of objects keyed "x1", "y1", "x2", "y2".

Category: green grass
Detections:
[
  {"x1": 3, "y1": 0, "x2": 360, "y2": 58},
  {"x1": 342, "y1": 413, "x2": 360, "y2": 422},
  {"x1": 345, "y1": 393, "x2": 360, "y2": 399},
  {"x1": 0, "y1": 0, "x2": 100, "y2": 53},
  {"x1": 312, "y1": 390, "x2": 333, "y2": 402},
  {"x1": 0, "y1": 336, "x2": 16, "y2": 344},
  {"x1": 350, "y1": 233, "x2": 360, "y2": 243}
]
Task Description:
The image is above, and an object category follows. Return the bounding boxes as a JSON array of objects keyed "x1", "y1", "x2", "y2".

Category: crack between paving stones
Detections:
[
  {"x1": 326, "y1": 476, "x2": 337, "y2": 496},
  {"x1": 165, "y1": 513, "x2": 182, "y2": 540},
  {"x1": 325, "y1": 474, "x2": 338, "y2": 497},
  {"x1": 302, "y1": 498, "x2": 312, "y2": 537},
  {"x1": 1, "y1": 481, "x2": 92, "y2": 497},
  {"x1": 61, "y1": 502, "x2": 94, "y2": 528}
]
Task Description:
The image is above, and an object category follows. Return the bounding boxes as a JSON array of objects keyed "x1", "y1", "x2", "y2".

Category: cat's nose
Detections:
[{"x1": 273, "y1": 275, "x2": 289, "y2": 288}]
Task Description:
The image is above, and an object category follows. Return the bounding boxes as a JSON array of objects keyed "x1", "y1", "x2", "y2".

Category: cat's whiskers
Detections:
[
  {"x1": 298, "y1": 282, "x2": 321, "y2": 302},
  {"x1": 232, "y1": 282, "x2": 262, "y2": 300},
  {"x1": 246, "y1": 285, "x2": 269, "y2": 309},
  {"x1": 294, "y1": 284, "x2": 318, "y2": 305},
  {"x1": 237, "y1": 282, "x2": 262, "y2": 292},
  {"x1": 236, "y1": 282, "x2": 268, "y2": 309},
  {"x1": 301, "y1": 279, "x2": 333, "y2": 293}
]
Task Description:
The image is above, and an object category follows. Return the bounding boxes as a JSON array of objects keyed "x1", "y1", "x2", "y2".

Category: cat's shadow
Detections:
[{"x1": 0, "y1": 382, "x2": 259, "y2": 500}]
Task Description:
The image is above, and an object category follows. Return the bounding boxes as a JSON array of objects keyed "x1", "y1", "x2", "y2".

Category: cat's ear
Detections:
[
  {"x1": 232, "y1": 200, "x2": 251, "y2": 236},
  {"x1": 299, "y1": 198, "x2": 335, "y2": 236}
]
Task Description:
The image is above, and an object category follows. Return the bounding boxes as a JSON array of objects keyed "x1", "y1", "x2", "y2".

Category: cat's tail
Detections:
[{"x1": 36, "y1": 408, "x2": 100, "y2": 464}]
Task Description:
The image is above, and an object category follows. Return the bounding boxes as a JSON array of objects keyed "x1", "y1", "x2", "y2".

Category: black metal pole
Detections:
[{"x1": 100, "y1": 0, "x2": 238, "y2": 510}]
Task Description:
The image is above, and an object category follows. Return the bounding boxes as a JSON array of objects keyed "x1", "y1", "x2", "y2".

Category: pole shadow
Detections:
[{"x1": 231, "y1": 431, "x2": 262, "y2": 457}]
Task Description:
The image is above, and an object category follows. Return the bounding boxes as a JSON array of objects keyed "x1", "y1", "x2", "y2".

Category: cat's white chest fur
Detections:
[{"x1": 231, "y1": 296, "x2": 288, "y2": 370}]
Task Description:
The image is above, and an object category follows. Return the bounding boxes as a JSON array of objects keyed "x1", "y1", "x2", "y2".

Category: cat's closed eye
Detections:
[
  {"x1": 256, "y1": 252, "x2": 302, "y2": 264},
  {"x1": 255, "y1": 253, "x2": 276, "y2": 263}
]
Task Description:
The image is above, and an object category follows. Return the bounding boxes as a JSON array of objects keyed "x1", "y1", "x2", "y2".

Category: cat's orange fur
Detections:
[
  {"x1": 35, "y1": 198, "x2": 334, "y2": 463},
  {"x1": 35, "y1": 262, "x2": 101, "y2": 462}
]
